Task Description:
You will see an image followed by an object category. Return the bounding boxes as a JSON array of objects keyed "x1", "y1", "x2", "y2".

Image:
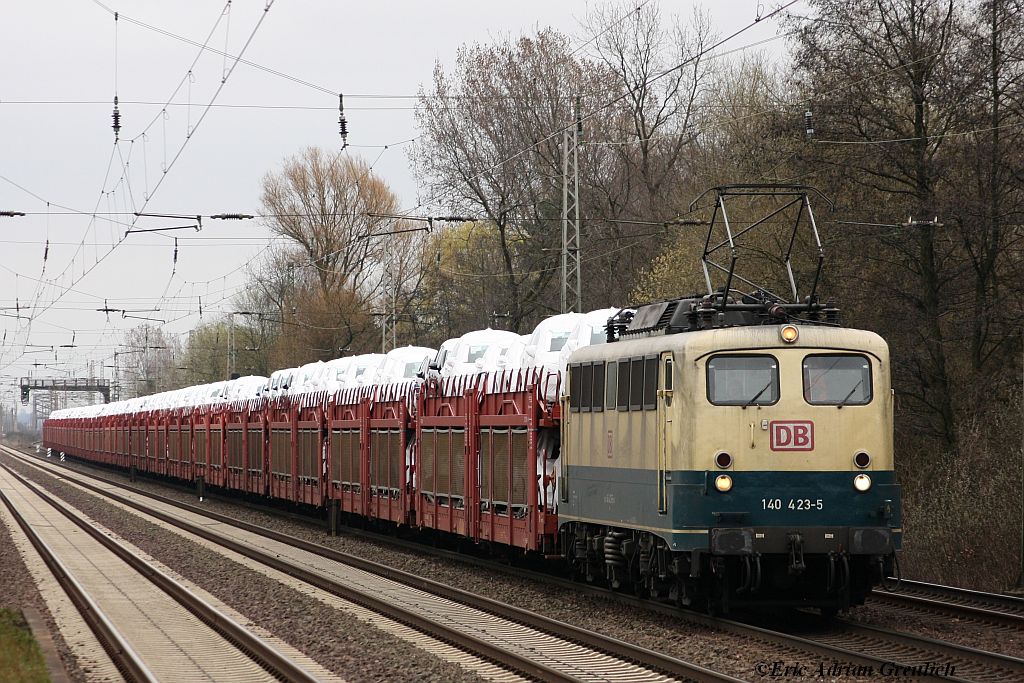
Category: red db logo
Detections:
[{"x1": 770, "y1": 421, "x2": 814, "y2": 451}]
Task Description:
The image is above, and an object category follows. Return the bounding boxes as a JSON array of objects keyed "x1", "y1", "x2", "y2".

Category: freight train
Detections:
[{"x1": 42, "y1": 186, "x2": 903, "y2": 613}]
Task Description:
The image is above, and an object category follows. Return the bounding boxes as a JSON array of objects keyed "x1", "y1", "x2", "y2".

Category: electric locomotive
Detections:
[
  {"x1": 558, "y1": 185, "x2": 901, "y2": 613},
  {"x1": 558, "y1": 295, "x2": 901, "y2": 612}
]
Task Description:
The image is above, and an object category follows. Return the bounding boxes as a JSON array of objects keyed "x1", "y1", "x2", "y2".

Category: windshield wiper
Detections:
[
  {"x1": 742, "y1": 381, "x2": 773, "y2": 408},
  {"x1": 836, "y1": 380, "x2": 864, "y2": 409}
]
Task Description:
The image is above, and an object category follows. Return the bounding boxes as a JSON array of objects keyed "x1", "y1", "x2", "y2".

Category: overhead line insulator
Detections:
[
  {"x1": 338, "y1": 93, "x2": 349, "y2": 149},
  {"x1": 112, "y1": 96, "x2": 122, "y2": 140}
]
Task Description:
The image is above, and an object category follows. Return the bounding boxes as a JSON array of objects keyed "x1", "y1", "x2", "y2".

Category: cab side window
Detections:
[
  {"x1": 617, "y1": 359, "x2": 631, "y2": 410},
  {"x1": 568, "y1": 362, "x2": 606, "y2": 412},
  {"x1": 579, "y1": 363, "x2": 593, "y2": 412},
  {"x1": 569, "y1": 363, "x2": 583, "y2": 411},
  {"x1": 629, "y1": 358, "x2": 644, "y2": 410},
  {"x1": 605, "y1": 361, "x2": 617, "y2": 409},
  {"x1": 592, "y1": 362, "x2": 605, "y2": 412},
  {"x1": 642, "y1": 356, "x2": 658, "y2": 409}
]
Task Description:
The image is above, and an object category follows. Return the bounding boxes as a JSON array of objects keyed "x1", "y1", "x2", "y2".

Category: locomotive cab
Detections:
[{"x1": 687, "y1": 324, "x2": 901, "y2": 609}]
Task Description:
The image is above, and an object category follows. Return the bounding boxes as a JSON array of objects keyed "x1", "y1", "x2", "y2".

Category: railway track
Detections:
[
  {"x1": 10, "y1": 446, "x2": 1024, "y2": 682},
  {"x1": 869, "y1": 579, "x2": 1024, "y2": 629},
  {"x1": 0, "y1": 446, "x2": 740, "y2": 683},
  {"x1": 753, "y1": 612, "x2": 1023, "y2": 683},
  {"x1": 0, "y1": 458, "x2": 320, "y2": 683}
]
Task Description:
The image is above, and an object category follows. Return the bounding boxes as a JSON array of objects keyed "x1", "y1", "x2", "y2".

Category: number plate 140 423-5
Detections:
[{"x1": 762, "y1": 498, "x2": 823, "y2": 511}]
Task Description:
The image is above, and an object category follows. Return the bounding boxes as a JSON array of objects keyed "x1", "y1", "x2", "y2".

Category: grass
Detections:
[{"x1": 0, "y1": 609, "x2": 49, "y2": 683}]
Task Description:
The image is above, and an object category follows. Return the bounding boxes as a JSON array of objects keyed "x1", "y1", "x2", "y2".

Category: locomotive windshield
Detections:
[
  {"x1": 803, "y1": 354, "x2": 872, "y2": 405},
  {"x1": 707, "y1": 355, "x2": 779, "y2": 406}
]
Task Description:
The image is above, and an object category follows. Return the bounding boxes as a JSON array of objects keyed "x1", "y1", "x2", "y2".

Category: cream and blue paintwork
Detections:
[{"x1": 559, "y1": 324, "x2": 902, "y2": 553}]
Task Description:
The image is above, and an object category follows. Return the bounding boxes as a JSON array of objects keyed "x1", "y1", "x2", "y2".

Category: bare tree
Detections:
[
  {"x1": 955, "y1": 0, "x2": 1024, "y2": 373},
  {"x1": 117, "y1": 324, "x2": 182, "y2": 397},
  {"x1": 414, "y1": 222, "x2": 518, "y2": 342},
  {"x1": 178, "y1": 321, "x2": 231, "y2": 384},
  {"x1": 571, "y1": 4, "x2": 716, "y2": 304},
  {"x1": 791, "y1": 0, "x2": 973, "y2": 450},
  {"x1": 585, "y1": 3, "x2": 714, "y2": 200},
  {"x1": 413, "y1": 29, "x2": 616, "y2": 329},
  {"x1": 261, "y1": 148, "x2": 399, "y2": 297},
  {"x1": 235, "y1": 246, "x2": 304, "y2": 370},
  {"x1": 254, "y1": 148, "x2": 423, "y2": 363}
]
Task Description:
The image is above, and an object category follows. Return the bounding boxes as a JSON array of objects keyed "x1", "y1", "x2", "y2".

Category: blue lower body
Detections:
[{"x1": 560, "y1": 466, "x2": 902, "y2": 553}]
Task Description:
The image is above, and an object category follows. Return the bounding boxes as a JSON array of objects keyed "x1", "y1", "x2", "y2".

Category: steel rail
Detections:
[
  {"x1": 18, "y1": 446, "x2": 1024, "y2": 681},
  {"x1": 890, "y1": 579, "x2": 1024, "y2": 607},
  {"x1": 829, "y1": 618, "x2": 1024, "y2": 675},
  {"x1": 871, "y1": 579, "x2": 1024, "y2": 628},
  {"x1": 2, "y1": 446, "x2": 740, "y2": 683},
  {"x1": 0, "y1": 481, "x2": 158, "y2": 683},
  {"x1": 869, "y1": 590, "x2": 1024, "y2": 628},
  {"x1": 0, "y1": 458, "x2": 319, "y2": 683}
]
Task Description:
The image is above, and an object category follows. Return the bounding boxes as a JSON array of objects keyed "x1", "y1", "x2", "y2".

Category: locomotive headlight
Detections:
[
  {"x1": 853, "y1": 473, "x2": 872, "y2": 492},
  {"x1": 714, "y1": 474, "x2": 733, "y2": 492},
  {"x1": 780, "y1": 324, "x2": 799, "y2": 343}
]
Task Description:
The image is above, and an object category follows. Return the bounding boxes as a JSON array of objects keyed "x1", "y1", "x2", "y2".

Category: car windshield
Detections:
[
  {"x1": 549, "y1": 333, "x2": 570, "y2": 352},
  {"x1": 803, "y1": 355, "x2": 872, "y2": 405},
  {"x1": 403, "y1": 361, "x2": 420, "y2": 378},
  {"x1": 707, "y1": 355, "x2": 779, "y2": 405},
  {"x1": 589, "y1": 328, "x2": 607, "y2": 345},
  {"x1": 467, "y1": 345, "x2": 488, "y2": 363}
]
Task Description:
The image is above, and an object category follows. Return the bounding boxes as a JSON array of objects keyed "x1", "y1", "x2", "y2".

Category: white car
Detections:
[
  {"x1": 289, "y1": 361, "x2": 325, "y2": 395},
  {"x1": 265, "y1": 368, "x2": 298, "y2": 398},
  {"x1": 335, "y1": 354, "x2": 387, "y2": 389},
  {"x1": 522, "y1": 313, "x2": 584, "y2": 374},
  {"x1": 319, "y1": 357, "x2": 353, "y2": 393},
  {"x1": 478, "y1": 335, "x2": 522, "y2": 372},
  {"x1": 556, "y1": 308, "x2": 621, "y2": 370},
  {"x1": 377, "y1": 346, "x2": 436, "y2": 384},
  {"x1": 432, "y1": 329, "x2": 522, "y2": 377},
  {"x1": 225, "y1": 375, "x2": 269, "y2": 401}
]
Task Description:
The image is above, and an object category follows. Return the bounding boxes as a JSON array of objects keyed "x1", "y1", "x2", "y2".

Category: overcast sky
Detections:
[{"x1": 0, "y1": 0, "x2": 794, "y2": 404}]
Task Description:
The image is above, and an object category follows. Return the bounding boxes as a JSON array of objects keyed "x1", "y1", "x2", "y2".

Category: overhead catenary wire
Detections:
[
  {"x1": 0, "y1": 0, "x2": 237, "y2": 350},
  {"x1": 813, "y1": 117, "x2": 1024, "y2": 145},
  {"x1": 88, "y1": 0, "x2": 650, "y2": 104},
  {"x1": 4, "y1": 1, "x2": 839, "y2": 385},
  {"x1": 400, "y1": 1, "x2": 800, "y2": 223},
  {"x1": 6, "y1": 2, "x2": 782, "y2": 378},
  {"x1": 0, "y1": 2, "x2": 279, "y2": 377},
  {"x1": 90, "y1": 0, "x2": 336, "y2": 97}
]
